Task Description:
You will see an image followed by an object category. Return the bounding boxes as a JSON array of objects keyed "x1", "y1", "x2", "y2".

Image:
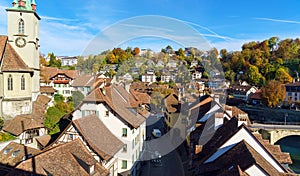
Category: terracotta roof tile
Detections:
[
  {"x1": 130, "y1": 88, "x2": 151, "y2": 105},
  {"x1": 0, "y1": 142, "x2": 40, "y2": 167},
  {"x1": 15, "y1": 138, "x2": 109, "y2": 176},
  {"x1": 40, "y1": 86, "x2": 56, "y2": 93},
  {"x1": 36, "y1": 94, "x2": 51, "y2": 106},
  {"x1": 0, "y1": 36, "x2": 7, "y2": 59},
  {"x1": 40, "y1": 66, "x2": 79, "y2": 82},
  {"x1": 254, "y1": 133, "x2": 292, "y2": 164},
  {"x1": 3, "y1": 114, "x2": 44, "y2": 136},
  {"x1": 36, "y1": 135, "x2": 51, "y2": 148},
  {"x1": 164, "y1": 93, "x2": 179, "y2": 113},
  {"x1": 72, "y1": 74, "x2": 94, "y2": 87},
  {"x1": 73, "y1": 114, "x2": 124, "y2": 161},
  {"x1": 83, "y1": 85, "x2": 146, "y2": 128},
  {"x1": 250, "y1": 89, "x2": 262, "y2": 100}
]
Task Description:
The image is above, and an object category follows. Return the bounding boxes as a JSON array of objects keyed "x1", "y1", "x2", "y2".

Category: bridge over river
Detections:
[{"x1": 249, "y1": 123, "x2": 300, "y2": 144}]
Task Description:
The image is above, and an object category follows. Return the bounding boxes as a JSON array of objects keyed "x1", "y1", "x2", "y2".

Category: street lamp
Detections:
[{"x1": 284, "y1": 113, "x2": 288, "y2": 125}]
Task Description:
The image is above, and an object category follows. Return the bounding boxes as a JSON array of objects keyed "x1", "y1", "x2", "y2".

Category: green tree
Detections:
[
  {"x1": 54, "y1": 94, "x2": 64, "y2": 103},
  {"x1": 261, "y1": 80, "x2": 286, "y2": 108},
  {"x1": 44, "y1": 106, "x2": 66, "y2": 135},
  {"x1": 275, "y1": 68, "x2": 293, "y2": 84},
  {"x1": 72, "y1": 91, "x2": 85, "y2": 107},
  {"x1": 246, "y1": 65, "x2": 264, "y2": 86},
  {"x1": 48, "y1": 53, "x2": 61, "y2": 68}
]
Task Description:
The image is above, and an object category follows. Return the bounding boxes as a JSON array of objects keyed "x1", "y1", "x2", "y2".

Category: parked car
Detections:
[{"x1": 152, "y1": 129, "x2": 162, "y2": 138}]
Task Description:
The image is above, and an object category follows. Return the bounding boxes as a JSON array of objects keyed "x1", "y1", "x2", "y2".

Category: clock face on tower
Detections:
[{"x1": 15, "y1": 37, "x2": 26, "y2": 48}]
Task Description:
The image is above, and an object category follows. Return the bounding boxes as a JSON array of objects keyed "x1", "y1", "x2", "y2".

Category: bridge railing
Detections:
[{"x1": 251, "y1": 120, "x2": 300, "y2": 126}]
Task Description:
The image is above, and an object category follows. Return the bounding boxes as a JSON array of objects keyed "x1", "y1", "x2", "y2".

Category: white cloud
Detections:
[
  {"x1": 40, "y1": 16, "x2": 78, "y2": 22},
  {"x1": 254, "y1": 17, "x2": 300, "y2": 24}
]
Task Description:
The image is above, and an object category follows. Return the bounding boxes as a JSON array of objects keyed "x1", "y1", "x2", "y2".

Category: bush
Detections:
[
  {"x1": 44, "y1": 106, "x2": 66, "y2": 135},
  {"x1": 0, "y1": 132, "x2": 15, "y2": 142}
]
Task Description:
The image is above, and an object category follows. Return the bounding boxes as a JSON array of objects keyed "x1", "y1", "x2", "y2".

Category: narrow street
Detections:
[{"x1": 137, "y1": 115, "x2": 186, "y2": 176}]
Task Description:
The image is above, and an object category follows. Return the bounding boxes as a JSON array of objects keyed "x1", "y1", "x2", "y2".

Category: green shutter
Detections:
[{"x1": 82, "y1": 110, "x2": 85, "y2": 117}]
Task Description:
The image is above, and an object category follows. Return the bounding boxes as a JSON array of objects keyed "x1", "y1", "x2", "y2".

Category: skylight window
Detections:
[
  {"x1": 11, "y1": 150, "x2": 21, "y2": 157},
  {"x1": 3, "y1": 148, "x2": 12, "y2": 154}
]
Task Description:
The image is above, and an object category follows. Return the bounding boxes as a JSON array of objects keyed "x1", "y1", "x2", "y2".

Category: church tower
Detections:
[{"x1": 6, "y1": 0, "x2": 40, "y2": 101}]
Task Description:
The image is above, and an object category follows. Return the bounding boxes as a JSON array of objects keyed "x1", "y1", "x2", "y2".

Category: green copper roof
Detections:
[{"x1": 9, "y1": 0, "x2": 35, "y2": 11}]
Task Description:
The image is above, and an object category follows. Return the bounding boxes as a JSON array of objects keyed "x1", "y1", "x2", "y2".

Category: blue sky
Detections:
[{"x1": 1, "y1": 0, "x2": 300, "y2": 56}]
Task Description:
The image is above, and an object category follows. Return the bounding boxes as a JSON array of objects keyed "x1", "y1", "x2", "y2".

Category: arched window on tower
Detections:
[
  {"x1": 18, "y1": 19, "x2": 24, "y2": 34},
  {"x1": 21, "y1": 75, "x2": 25, "y2": 90},
  {"x1": 8, "y1": 75, "x2": 13, "y2": 91}
]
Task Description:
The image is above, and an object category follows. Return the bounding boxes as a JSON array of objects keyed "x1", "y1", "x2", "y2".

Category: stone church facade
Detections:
[{"x1": 0, "y1": 0, "x2": 40, "y2": 118}]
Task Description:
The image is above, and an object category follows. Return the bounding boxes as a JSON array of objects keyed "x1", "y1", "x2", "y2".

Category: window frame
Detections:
[
  {"x1": 8, "y1": 75, "x2": 13, "y2": 91},
  {"x1": 21, "y1": 75, "x2": 25, "y2": 90}
]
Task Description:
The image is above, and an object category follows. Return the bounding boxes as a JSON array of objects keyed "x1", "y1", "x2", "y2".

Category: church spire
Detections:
[
  {"x1": 12, "y1": 0, "x2": 17, "y2": 7},
  {"x1": 10, "y1": 0, "x2": 36, "y2": 11},
  {"x1": 31, "y1": 0, "x2": 36, "y2": 11}
]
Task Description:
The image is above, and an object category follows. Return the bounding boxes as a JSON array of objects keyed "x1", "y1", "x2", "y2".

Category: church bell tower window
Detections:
[{"x1": 18, "y1": 19, "x2": 24, "y2": 34}]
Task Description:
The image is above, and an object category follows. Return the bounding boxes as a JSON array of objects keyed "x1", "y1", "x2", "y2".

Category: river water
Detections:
[{"x1": 275, "y1": 136, "x2": 300, "y2": 174}]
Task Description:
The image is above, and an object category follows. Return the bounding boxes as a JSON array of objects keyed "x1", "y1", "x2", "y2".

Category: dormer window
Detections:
[{"x1": 18, "y1": 19, "x2": 24, "y2": 34}]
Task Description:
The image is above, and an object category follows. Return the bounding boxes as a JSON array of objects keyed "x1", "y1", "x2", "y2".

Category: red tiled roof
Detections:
[
  {"x1": 72, "y1": 74, "x2": 94, "y2": 87},
  {"x1": 3, "y1": 114, "x2": 44, "y2": 136},
  {"x1": 130, "y1": 89, "x2": 151, "y2": 104},
  {"x1": 36, "y1": 94, "x2": 51, "y2": 106},
  {"x1": 0, "y1": 142, "x2": 40, "y2": 167},
  {"x1": 40, "y1": 86, "x2": 56, "y2": 93},
  {"x1": 250, "y1": 89, "x2": 262, "y2": 100},
  {"x1": 15, "y1": 138, "x2": 109, "y2": 176},
  {"x1": 83, "y1": 85, "x2": 146, "y2": 128},
  {"x1": 73, "y1": 115, "x2": 124, "y2": 161},
  {"x1": 53, "y1": 80, "x2": 70, "y2": 84},
  {"x1": 40, "y1": 66, "x2": 79, "y2": 83},
  {"x1": 164, "y1": 93, "x2": 179, "y2": 113}
]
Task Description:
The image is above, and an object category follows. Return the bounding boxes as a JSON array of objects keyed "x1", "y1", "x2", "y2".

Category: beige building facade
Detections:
[{"x1": 0, "y1": 0, "x2": 40, "y2": 118}]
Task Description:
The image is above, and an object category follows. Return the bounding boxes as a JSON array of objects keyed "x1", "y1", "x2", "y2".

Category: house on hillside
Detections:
[
  {"x1": 285, "y1": 81, "x2": 300, "y2": 102},
  {"x1": 229, "y1": 85, "x2": 258, "y2": 102},
  {"x1": 40, "y1": 67, "x2": 79, "y2": 98},
  {"x1": 72, "y1": 74, "x2": 106, "y2": 96},
  {"x1": 58, "y1": 56, "x2": 78, "y2": 67},
  {"x1": 141, "y1": 71, "x2": 157, "y2": 84},
  {"x1": 70, "y1": 84, "x2": 147, "y2": 175}
]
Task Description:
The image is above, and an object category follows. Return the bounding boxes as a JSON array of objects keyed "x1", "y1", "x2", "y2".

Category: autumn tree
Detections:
[
  {"x1": 133, "y1": 47, "x2": 140, "y2": 56},
  {"x1": 39, "y1": 54, "x2": 48, "y2": 66},
  {"x1": 275, "y1": 68, "x2": 293, "y2": 84},
  {"x1": 261, "y1": 80, "x2": 286, "y2": 108}
]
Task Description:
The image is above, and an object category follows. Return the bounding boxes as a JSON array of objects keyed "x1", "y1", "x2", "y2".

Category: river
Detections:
[{"x1": 275, "y1": 136, "x2": 300, "y2": 174}]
